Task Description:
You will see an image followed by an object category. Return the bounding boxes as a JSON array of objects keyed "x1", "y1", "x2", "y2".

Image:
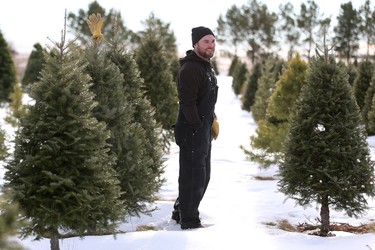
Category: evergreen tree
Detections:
[
  {"x1": 0, "y1": 128, "x2": 7, "y2": 162},
  {"x1": 278, "y1": 49, "x2": 375, "y2": 236},
  {"x1": 359, "y1": 0, "x2": 375, "y2": 59},
  {"x1": 334, "y1": 2, "x2": 361, "y2": 64},
  {"x1": 279, "y1": 2, "x2": 300, "y2": 60},
  {"x1": 0, "y1": 30, "x2": 17, "y2": 103},
  {"x1": 251, "y1": 56, "x2": 284, "y2": 122},
  {"x1": 84, "y1": 34, "x2": 165, "y2": 216},
  {"x1": 68, "y1": 1, "x2": 134, "y2": 47},
  {"x1": 228, "y1": 55, "x2": 239, "y2": 76},
  {"x1": 232, "y1": 60, "x2": 248, "y2": 96},
  {"x1": 21, "y1": 43, "x2": 46, "y2": 92},
  {"x1": 216, "y1": 5, "x2": 247, "y2": 56},
  {"x1": 4, "y1": 37, "x2": 124, "y2": 249},
  {"x1": 341, "y1": 62, "x2": 358, "y2": 86},
  {"x1": 367, "y1": 94, "x2": 375, "y2": 134},
  {"x1": 297, "y1": 0, "x2": 320, "y2": 61},
  {"x1": 241, "y1": 61, "x2": 262, "y2": 111},
  {"x1": 0, "y1": 190, "x2": 23, "y2": 250},
  {"x1": 107, "y1": 36, "x2": 165, "y2": 216},
  {"x1": 246, "y1": 55, "x2": 307, "y2": 167},
  {"x1": 136, "y1": 12, "x2": 180, "y2": 84},
  {"x1": 211, "y1": 57, "x2": 219, "y2": 75},
  {"x1": 135, "y1": 36, "x2": 178, "y2": 151},
  {"x1": 356, "y1": 61, "x2": 374, "y2": 130},
  {"x1": 4, "y1": 81, "x2": 27, "y2": 127},
  {"x1": 353, "y1": 60, "x2": 372, "y2": 112}
]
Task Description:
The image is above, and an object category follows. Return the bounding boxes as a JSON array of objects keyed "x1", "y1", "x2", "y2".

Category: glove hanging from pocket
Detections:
[
  {"x1": 87, "y1": 13, "x2": 104, "y2": 42},
  {"x1": 212, "y1": 116, "x2": 219, "y2": 140}
]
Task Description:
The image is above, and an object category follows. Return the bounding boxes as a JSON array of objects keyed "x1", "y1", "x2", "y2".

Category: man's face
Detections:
[{"x1": 195, "y1": 35, "x2": 215, "y2": 59}]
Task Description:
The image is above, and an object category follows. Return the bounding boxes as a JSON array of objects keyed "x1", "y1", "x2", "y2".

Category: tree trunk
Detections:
[
  {"x1": 320, "y1": 194, "x2": 330, "y2": 236},
  {"x1": 50, "y1": 235, "x2": 60, "y2": 250}
]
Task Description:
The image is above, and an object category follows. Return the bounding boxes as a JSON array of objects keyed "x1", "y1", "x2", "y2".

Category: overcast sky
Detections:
[{"x1": 0, "y1": 0, "x2": 366, "y2": 56}]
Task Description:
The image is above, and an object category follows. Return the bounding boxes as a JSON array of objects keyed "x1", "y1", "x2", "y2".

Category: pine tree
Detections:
[
  {"x1": 246, "y1": 55, "x2": 307, "y2": 167},
  {"x1": 135, "y1": 37, "x2": 178, "y2": 151},
  {"x1": 106, "y1": 36, "x2": 165, "y2": 216},
  {"x1": 4, "y1": 35, "x2": 124, "y2": 249},
  {"x1": 241, "y1": 61, "x2": 262, "y2": 112},
  {"x1": 0, "y1": 30, "x2": 17, "y2": 103},
  {"x1": 228, "y1": 55, "x2": 239, "y2": 77},
  {"x1": 0, "y1": 190, "x2": 23, "y2": 250},
  {"x1": 21, "y1": 43, "x2": 46, "y2": 92},
  {"x1": 367, "y1": 94, "x2": 375, "y2": 134},
  {"x1": 4, "y1": 81, "x2": 26, "y2": 127},
  {"x1": 278, "y1": 47, "x2": 375, "y2": 236},
  {"x1": 353, "y1": 60, "x2": 373, "y2": 117},
  {"x1": 83, "y1": 34, "x2": 165, "y2": 216},
  {"x1": 232, "y1": 60, "x2": 248, "y2": 96},
  {"x1": 0, "y1": 128, "x2": 7, "y2": 162},
  {"x1": 251, "y1": 57, "x2": 284, "y2": 123}
]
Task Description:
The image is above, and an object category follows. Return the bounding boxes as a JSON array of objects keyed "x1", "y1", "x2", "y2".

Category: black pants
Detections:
[{"x1": 174, "y1": 142, "x2": 211, "y2": 227}]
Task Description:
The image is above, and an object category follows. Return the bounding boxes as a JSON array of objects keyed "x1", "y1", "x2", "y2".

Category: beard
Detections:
[{"x1": 196, "y1": 46, "x2": 215, "y2": 60}]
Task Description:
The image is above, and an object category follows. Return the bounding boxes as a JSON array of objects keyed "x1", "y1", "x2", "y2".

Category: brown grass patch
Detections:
[
  {"x1": 136, "y1": 225, "x2": 158, "y2": 231},
  {"x1": 253, "y1": 175, "x2": 277, "y2": 181}
]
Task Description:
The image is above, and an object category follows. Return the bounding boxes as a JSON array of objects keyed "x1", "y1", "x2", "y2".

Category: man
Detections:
[{"x1": 172, "y1": 26, "x2": 219, "y2": 230}]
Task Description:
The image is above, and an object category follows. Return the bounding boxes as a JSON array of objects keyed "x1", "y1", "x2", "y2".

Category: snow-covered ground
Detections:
[{"x1": 1, "y1": 75, "x2": 374, "y2": 249}]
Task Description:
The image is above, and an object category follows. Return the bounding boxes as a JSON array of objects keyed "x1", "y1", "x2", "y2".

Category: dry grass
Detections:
[
  {"x1": 264, "y1": 219, "x2": 375, "y2": 236},
  {"x1": 253, "y1": 175, "x2": 277, "y2": 181},
  {"x1": 136, "y1": 225, "x2": 158, "y2": 231}
]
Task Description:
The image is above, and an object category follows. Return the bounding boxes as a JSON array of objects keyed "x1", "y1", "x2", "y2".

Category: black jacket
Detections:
[{"x1": 176, "y1": 50, "x2": 218, "y2": 131}]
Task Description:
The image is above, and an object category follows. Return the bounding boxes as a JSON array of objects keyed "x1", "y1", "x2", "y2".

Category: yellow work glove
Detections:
[
  {"x1": 212, "y1": 116, "x2": 219, "y2": 140},
  {"x1": 87, "y1": 13, "x2": 104, "y2": 42}
]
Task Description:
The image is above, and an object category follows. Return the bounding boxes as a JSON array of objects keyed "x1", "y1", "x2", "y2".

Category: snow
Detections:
[{"x1": 2, "y1": 75, "x2": 375, "y2": 250}]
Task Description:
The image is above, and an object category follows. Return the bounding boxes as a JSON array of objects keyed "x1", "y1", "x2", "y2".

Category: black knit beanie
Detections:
[{"x1": 191, "y1": 26, "x2": 215, "y2": 46}]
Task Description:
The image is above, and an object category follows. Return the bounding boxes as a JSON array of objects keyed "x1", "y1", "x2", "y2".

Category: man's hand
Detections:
[
  {"x1": 212, "y1": 116, "x2": 219, "y2": 140},
  {"x1": 87, "y1": 13, "x2": 104, "y2": 42}
]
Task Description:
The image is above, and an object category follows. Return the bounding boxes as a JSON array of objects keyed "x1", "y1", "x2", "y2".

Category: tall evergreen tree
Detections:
[
  {"x1": 0, "y1": 30, "x2": 17, "y2": 103},
  {"x1": 83, "y1": 27, "x2": 165, "y2": 216},
  {"x1": 107, "y1": 34, "x2": 165, "y2": 216},
  {"x1": 21, "y1": 43, "x2": 46, "y2": 92},
  {"x1": 278, "y1": 47, "x2": 375, "y2": 237},
  {"x1": 216, "y1": 5, "x2": 247, "y2": 55},
  {"x1": 135, "y1": 36, "x2": 178, "y2": 151},
  {"x1": 68, "y1": 1, "x2": 134, "y2": 47},
  {"x1": 4, "y1": 36, "x2": 124, "y2": 249},
  {"x1": 278, "y1": 2, "x2": 300, "y2": 60},
  {"x1": 297, "y1": 0, "x2": 320, "y2": 61},
  {"x1": 246, "y1": 55, "x2": 307, "y2": 167},
  {"x1": 334, "y1": 2, "x2": 361, "y2": 64},
  {"x1": 359, "y1": 0, "x2": 375, "y2": 59},
  {"x1": 241, "y1": 61, "x2": 262, "y2": 112}
]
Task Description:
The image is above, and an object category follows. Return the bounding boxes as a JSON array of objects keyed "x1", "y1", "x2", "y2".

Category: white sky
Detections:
[
  {"x1": 3, "y1": 75, "x2": 374, "y2": 250},
  {"x1": 0, "y1": 0, "x2": 367, "y2": 56}
]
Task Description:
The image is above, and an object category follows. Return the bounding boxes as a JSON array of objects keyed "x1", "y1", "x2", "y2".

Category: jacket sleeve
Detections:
[{"x1": 178, "y1": 64, "x2": 203, "y2": 131}]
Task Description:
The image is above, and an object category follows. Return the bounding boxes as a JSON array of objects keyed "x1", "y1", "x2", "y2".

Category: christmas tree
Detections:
[
  {"x1": 278, "y1": 44, "x2": 375, "y2": 236},
  {"x1": 104, "y1": 20, "x2": 165, "y2": 216},
  {"x1": 5, "y1": 28, "x2": 124, "y2": 249}
]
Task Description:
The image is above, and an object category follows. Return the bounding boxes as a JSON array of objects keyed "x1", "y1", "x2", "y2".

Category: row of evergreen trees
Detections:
[
  {"x1": 230, "y1": 32, "x2": 375, "y2": 235},
  {"x1": 0, "y1": 2, "x2": 181, "y2": 249},
  {"x1": 217, "y1": 0, "x2": 375, "y2": 64}
]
